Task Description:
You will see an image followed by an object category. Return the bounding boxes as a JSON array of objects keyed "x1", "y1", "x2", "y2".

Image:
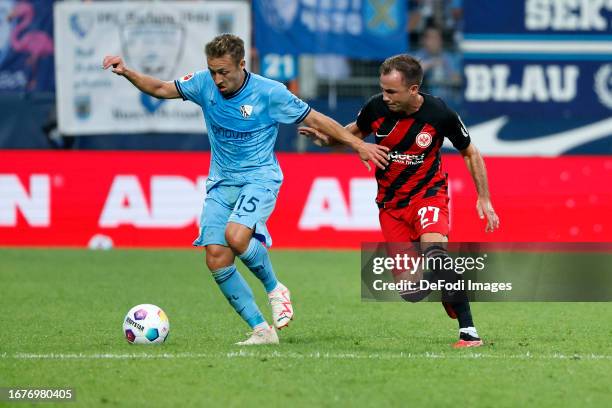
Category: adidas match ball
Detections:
[{"x1": 123, "y1": 304, "x2": 170, "y2": 344}]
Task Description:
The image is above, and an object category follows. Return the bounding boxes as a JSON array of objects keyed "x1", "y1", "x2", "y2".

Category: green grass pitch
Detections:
[{"x1": 1, "y1": 249, "x2": 611, "y2": 407}]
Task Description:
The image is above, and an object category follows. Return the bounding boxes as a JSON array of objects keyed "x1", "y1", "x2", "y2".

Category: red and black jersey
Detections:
[{"x1": 356, "y1": 93, "x2": 471, "y2": 209}]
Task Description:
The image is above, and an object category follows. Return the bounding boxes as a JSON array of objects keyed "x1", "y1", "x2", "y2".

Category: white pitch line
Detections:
[{"x1": 3, "y1": 352, "x2": 612, "y2": 361}]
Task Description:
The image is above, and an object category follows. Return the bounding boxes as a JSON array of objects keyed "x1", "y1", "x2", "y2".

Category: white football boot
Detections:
[
  {"x1": 235, "y1": 325, "x2": 279, "y2": 346},
  {"x1": 268, "y1": 282, "x2": 294, "y2": 330}
]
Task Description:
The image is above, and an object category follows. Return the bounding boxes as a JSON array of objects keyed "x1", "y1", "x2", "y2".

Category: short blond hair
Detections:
[{"x1": 205, "y1": 34, "x2": 245, "y2": 65}]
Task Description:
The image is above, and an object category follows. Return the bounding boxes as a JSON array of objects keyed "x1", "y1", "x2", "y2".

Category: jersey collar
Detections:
[{"x1": 223, "y1": 70, "x2": 250, "y2": 100}]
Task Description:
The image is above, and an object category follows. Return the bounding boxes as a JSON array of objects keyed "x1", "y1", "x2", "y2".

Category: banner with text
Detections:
[
  {"x1": 253, "y1": 0, "x2": 407, "y2": 59},
  {"x1": 0, "y1": 151, "x2": 610, "y2": 248},
  {"x1": 464, "y1": 0, "x2": 612, "y2": 35},
  {"x1": 54, "y1": 1, "x2": 250, "y2": 135},
  {"x1": 462, "y1": 0, "x2": 612, "y2": 116},
  {"x1": 463, "y1": 59, "x2": 612, "y2": 117}
]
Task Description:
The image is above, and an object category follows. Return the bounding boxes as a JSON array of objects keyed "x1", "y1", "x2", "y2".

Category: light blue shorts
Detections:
[{"x1": 193, "y1": 183, "x2": 278, "y2": 248}]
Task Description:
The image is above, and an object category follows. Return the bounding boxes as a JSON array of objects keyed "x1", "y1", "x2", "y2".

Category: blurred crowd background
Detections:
[
  {"x1": 0, "y1": 0, "x2": 470, "y2": 151},
  {"x1": 0, "y1": 0, "x2": 610, "y2": 154}
]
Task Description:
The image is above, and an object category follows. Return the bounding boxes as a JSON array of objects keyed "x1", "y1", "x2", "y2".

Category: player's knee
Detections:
[
  {"x1": 422, "y1": 245, "x2": 468, "y2": 302},
  {"x1": 398, "y1": 270, "x2": 434, "y2": 303},
  {"x1": 420, "y1": 233, "x2": 447, "y2": 244},
  {"x1": 205, "y1": 245, "x2": 233, "y2": 271},
  {"x1": 224, "y1": 224, "x2": 251, "y2": 254}
]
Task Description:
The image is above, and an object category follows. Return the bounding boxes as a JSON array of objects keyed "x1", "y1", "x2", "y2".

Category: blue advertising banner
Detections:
[
  {"x1": 253, "y1": 0, "x2": 407, "y2": 59},
  {"x1": 0, "y1": 0, "x2": 54, "y2": 93},
  {"x1": 463, "y1": 59, "x2": 612, "y2": 118},
  {"x1": 462, "y1": 1, "x2": 612, "y2": 120},
  {"x1": 464, "y1": 0, "x2": 612, "y2": 35}
]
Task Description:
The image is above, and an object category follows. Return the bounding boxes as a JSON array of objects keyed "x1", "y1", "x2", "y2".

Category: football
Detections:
[{"x1": 123, "y1": 304, "x2": 170, "y2": 345}]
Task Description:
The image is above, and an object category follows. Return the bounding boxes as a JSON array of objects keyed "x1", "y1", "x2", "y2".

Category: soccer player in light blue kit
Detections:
[{"x1": 103, "y1": 34, "x2": 389, "y2": 345}]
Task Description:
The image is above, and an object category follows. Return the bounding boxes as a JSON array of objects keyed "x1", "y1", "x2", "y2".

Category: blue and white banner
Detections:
[
  {"x1": 462, "y1": 1, "x2": 612, "y2": 120},
  {"x1": 253, "y1": 0, "x2": 407, "y2": 59},
  {"x1": 463, "y1": 59, "x2": 612, "y2": 117},
  {"x1": 464, "y1": 0, "x2": 612, "y2": 35},
  {"x1": 0, "y1": 0, "x2": 54, "y2": 93},
  {"x1": 54, "y1": 1, "x2": 250, "y2": 135}
]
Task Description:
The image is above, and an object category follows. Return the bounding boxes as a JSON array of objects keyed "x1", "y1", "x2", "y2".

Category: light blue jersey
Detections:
[
  {"x1": 175, "y1": 69, "x2": 309, "y2": 249},
  {"x1": 172, "y1": 66, "x2": 301, "y2": 333},
  {"x1": 174, "y1": 70, "x2": 310, "y2": 191}
]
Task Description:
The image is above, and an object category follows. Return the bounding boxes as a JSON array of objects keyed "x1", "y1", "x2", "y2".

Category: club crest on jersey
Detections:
[
  {"x1": 240, "y1": 104, "x2": 253, "y2": 118},
  {"x1": 416, "y1": 132, "x2": 432, "y2": 148}
]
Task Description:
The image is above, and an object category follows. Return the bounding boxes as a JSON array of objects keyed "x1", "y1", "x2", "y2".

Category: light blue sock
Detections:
[
  {"x1": 212, "y1": 265, "x2": 265, "y2": 328},
  {"x1": 239, "y1": 238, "x2": 279, "y2": 293}
]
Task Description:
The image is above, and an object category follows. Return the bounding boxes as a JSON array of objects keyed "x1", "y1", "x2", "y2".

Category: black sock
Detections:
[
  {"x1": 450, "y1": 301, "x2": 474, "y2": 329},
  {"x1": 422, "y1": 245, "x2": 475, "y2": 329}
]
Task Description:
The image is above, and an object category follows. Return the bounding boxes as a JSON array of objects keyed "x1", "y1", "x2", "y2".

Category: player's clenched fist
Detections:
[{"x1": 102, "y1": 56, "x2": 127, "y2": 75}]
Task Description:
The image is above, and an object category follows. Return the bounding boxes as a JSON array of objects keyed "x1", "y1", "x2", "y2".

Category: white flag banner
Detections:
[{"x1": 54, "y1": 1, "x2": 250, "y2": 135}]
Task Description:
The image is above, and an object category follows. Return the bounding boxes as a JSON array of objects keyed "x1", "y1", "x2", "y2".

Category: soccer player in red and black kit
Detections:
[{"x1": 301, "y1": 54, "x2": 500, "y2": 348}]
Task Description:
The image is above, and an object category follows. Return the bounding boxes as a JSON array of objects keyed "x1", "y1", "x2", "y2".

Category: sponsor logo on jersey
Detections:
[{"x1": 388, "y1": 152, "x2": 425, "y2": 165}]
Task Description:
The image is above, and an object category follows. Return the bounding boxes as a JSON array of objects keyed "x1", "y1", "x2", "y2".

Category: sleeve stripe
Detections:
[
  {"x1": 295, "y1": 105, "x2": 311, "y2": 124},
  {"x1": 174, "y1": 80, "x2": 187, "y2": 101}
]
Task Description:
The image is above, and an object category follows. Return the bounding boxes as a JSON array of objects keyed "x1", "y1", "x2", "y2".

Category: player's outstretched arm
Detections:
[
  {"x1": 302, "y1": 110, "x2": 389, "y2": 171},
  {"x1": 102, "y1": 55, "x2": 180, "y2": 99},
  {"x1": 460, "y1": 143, "x2": 500, "y2": 232},
  {"x1": 298, "y1": 121, "x2": 364, "y2": 147}
]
